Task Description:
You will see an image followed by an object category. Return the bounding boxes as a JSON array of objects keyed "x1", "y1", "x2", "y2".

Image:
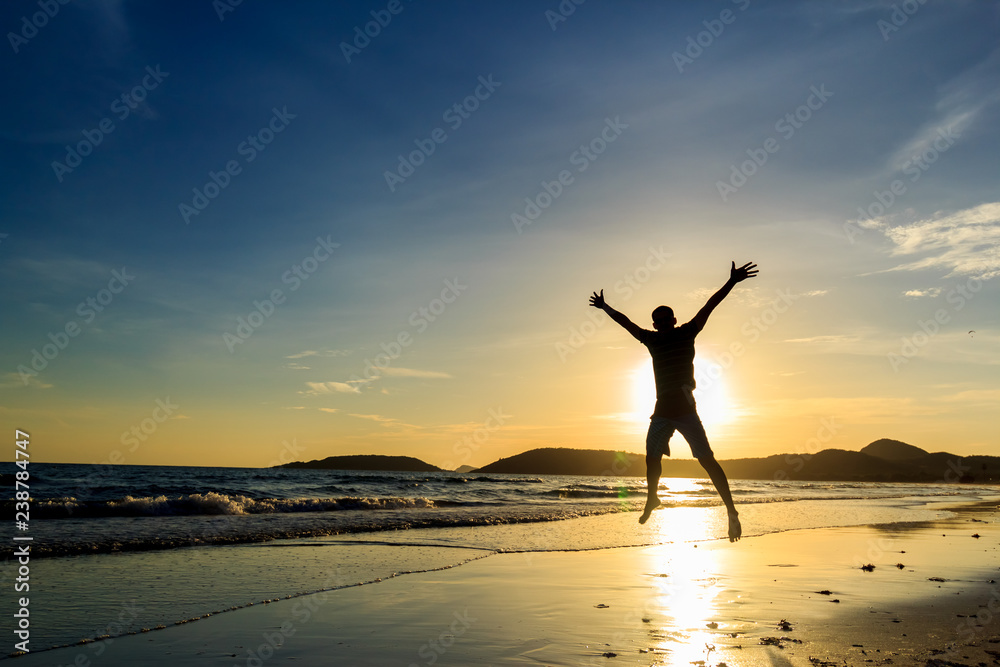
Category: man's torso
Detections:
[{"x1": 635, "y1": 321, "x2": 700, "y2": 418}]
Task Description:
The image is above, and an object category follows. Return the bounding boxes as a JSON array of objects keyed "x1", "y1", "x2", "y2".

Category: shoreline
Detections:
[
  {"x1": 9, "y1": 498, "x2": 999, "y2": 665},
  {"x1": 25, "y1": 478, "x2": 999, "y2": 560}
]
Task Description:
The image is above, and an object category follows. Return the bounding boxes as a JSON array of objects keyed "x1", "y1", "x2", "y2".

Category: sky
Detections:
[{"x1": 2, "y1": 0, "x2": 998, "y2": 469}]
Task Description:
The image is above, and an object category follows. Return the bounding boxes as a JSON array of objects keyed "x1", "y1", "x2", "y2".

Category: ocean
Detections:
[{"x1": 6, "y1": 462, "x2": 1000, "y2": 657}]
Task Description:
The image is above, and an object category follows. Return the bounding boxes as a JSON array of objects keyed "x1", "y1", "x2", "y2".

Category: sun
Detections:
[{"x1": 631, "y1": 359, "x2": 734, "y2": 429}]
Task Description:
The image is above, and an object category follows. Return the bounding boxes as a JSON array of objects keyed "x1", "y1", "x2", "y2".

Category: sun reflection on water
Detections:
[{"x1": 642, "y1": 510, "x2": 727, "y2": 665}]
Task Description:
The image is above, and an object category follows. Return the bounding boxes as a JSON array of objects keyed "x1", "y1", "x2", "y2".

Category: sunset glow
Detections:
[{"x1": 630, "y1": 358, "x2": 734, "y2": 430}]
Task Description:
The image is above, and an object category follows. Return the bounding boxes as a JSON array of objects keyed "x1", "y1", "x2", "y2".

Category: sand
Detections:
[{"x1": 11, "y1": 501, "x2": 999, "y2": 666}]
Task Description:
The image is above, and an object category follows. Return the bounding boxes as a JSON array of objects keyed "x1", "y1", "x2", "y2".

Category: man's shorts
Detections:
[{"x1": 645, "y1": 413, "x2": 713, "y2": 459}]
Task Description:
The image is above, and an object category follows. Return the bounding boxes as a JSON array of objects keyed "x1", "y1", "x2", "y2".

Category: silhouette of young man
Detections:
[{"x1": 589, "y1": 261, "x2": 758, "y2": 542}]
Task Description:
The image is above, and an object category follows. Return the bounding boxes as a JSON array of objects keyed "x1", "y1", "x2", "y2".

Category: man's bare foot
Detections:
[
  {"x1": 639, "y1": 497, "x2": 661, "y2": 524},
  {"x1": 728, "y1": 512, "x2": 742, "y2": 542}
]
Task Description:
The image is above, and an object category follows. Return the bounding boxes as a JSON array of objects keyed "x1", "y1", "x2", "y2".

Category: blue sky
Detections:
[{"x1": 2, "y1": 0, "x2": 998, "y2": 467}]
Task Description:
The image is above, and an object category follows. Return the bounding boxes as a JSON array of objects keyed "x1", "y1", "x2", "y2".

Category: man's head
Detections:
[{"x1": 652, "y1": 305, "x2": 676, "y2": 330}]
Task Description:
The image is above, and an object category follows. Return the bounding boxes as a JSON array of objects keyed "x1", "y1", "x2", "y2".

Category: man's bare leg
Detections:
[
  {"x1": 639, "y1": 454, "x2": 662, "y2": 524},
  {"x1": 698, "y1": 455, "x2": 741, "y2": 542}
]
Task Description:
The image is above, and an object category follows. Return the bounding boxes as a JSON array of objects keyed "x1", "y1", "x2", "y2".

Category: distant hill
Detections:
[
  {"x1": 474, "y1": 443, "x2": 999, "y2": 483},
  {"x1": 477, "y1": 448, "x2": 644, "y2": 476},
  {"x1": 277, "y1": 454, "x2": 441, "y2": 472},
  {"x1": 274, "y1": 441, "x2": 998, "y2": 482},
  {"x1": 861, "y1": 438, "x2": 929, "y2": 461}
]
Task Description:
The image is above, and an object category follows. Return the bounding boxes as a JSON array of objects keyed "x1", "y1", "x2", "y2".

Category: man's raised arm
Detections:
[
  {"x1": 589, "y1": 289, "x2": 645, "y2": 339},
  {"x1": 690, "y1": 261, "x2": 759, "y2": 331}
]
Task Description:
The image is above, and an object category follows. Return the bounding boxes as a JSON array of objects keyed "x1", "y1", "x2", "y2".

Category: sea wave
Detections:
[
  {"x1": 24, "y1": 503, "x2": 631, "y2": 558},
  {"x1": 20, "y1": 493, "x2": 460, "y2": 519},
  {"x1": 444, "y1": 476, "x2": 546, "y2": 484},
  {"x1": 557, "y1": 482, "x2": 644, "y2": 492},
  {"x1": 543, "y1": 488, "x2": 643, "y2": 499}
]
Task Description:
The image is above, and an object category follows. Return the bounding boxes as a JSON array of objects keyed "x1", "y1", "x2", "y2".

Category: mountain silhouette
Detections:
[
  {"x1": 472, "y1": 440, "x2": 997, "y2": 483},
  {"x1": 278, "y1": 454, "x2": 441, "y2": 472},
  {"x1": 860, "y1": 438, "x2": 929, "y2": 460},
  {"x1": 476, "y1": 447, "x2": 641, "y2": 476},
  {"x1": 275, "y1": 440, "x2": 997, "y2": 483}
]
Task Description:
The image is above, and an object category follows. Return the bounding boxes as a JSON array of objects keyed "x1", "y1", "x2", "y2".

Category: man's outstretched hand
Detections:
[
  {"x1": 589, "y1": 289, "x2": 606, "y2": 309},
  {"x1": 730, "y1": 261, "x2": 759, "y2": 283}
]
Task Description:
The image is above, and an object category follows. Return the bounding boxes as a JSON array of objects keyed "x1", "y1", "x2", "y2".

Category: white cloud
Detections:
[
  {"x1": 343, "y1": 413, "x2": 426, "y2": 431},
  {"x1": 936, "y1": 389, "x2": 1000, "y2": 405},
  {"x1": 888, "y1": 109, "x2": 977, "y2": 172},
  {"x1": 302, "y1": 381, "x2": 362, "y2": 395},
  {"x1": 903, "y1": 288, "x2": 942, "y2": 298},
  {"x1": 864, "y1": 202, "x2": 1000, "y2": 280},
  {"x1": 888, "y1": 49, "x2": 1000, "y2": 172},
  {"x1": 348, "y1": 413, "x2": 395, "y2": 422},
  {"x1": 686, "y1": 287, "x2": 828, "y2": 309},
  {"x1": 0, "y1": 373, "x2": 52, "y2": 390},
  {"x1": 287, "y1": 349, "x2": 351, "y2": 359},
  {"x1": 785, "y1": 334, "x2": 862, "y2": 344},
  {"x1": 378, "y1": 367, "x2": 453, "y2": 379},
  {"x1": 298, "y1": 368, "x2": 449, "y2": 398}
]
